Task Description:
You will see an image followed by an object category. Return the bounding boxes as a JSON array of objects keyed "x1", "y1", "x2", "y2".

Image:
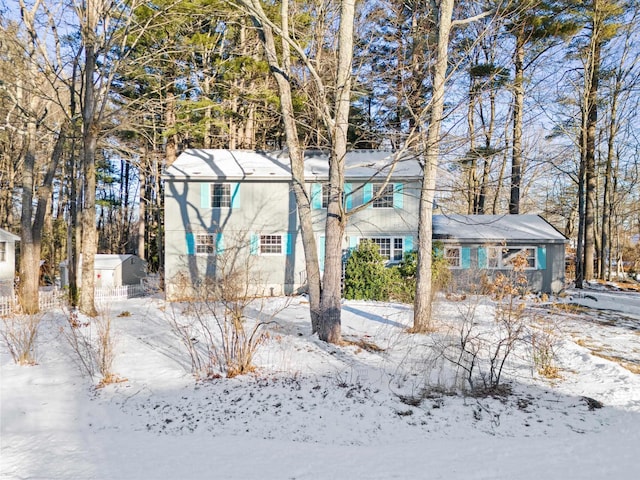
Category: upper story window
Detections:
[
  {"x1": 211, "y1": 183, "x2": 231, "y2": 208},
  {"x1": 487, "y1": 246, "x2": 536, "y2": 269},
  {"x1": 0, "y1": 242, "x2": 6, "y2": 262},
  {"x1": 372, "y1": 184, "x2": 394, "y2": 208}
]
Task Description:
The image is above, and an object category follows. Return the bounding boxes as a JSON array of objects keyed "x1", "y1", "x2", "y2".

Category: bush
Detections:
[{"x1": 344, "y1": 240, "x2": 395, "y2": 301}]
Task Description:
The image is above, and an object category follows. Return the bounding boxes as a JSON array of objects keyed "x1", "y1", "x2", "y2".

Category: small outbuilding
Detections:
[
  {"x1": 0, "y1": 228, "x2": 19, "y2": 296},
  {"x1": 433, "y1": 214, "x2": 568, "y2": 294},
  {"x1": 60, "y1": 254, "x2": 146, "y2": 289}
]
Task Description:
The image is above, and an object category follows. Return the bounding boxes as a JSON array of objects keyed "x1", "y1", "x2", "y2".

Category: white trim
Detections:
[
  {"x1": 486, "y1": 245, "x2": 537, "y2": 270},
  {"x1": 444, "y1": 246, "x2": 462, "y2": 269}
]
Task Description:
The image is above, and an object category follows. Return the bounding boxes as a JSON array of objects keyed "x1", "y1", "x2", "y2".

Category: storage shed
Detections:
[
  {"x1": 60, "y1": 254, "x2": 146, "y2": 289},
  {"x1": 433, "y1": 214, "x2": 568, "y2": 294},
  {"x1": 0, "y1": 228, "x2": 20, "y2": 296}
]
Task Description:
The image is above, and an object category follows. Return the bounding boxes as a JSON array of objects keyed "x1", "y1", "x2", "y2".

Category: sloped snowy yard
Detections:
[{"x1": 1, "y1": 293, "x2": 640, "y2": 479}]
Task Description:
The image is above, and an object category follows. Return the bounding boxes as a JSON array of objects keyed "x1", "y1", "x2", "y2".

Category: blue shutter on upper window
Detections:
[
  {"x1": 478, "y1": 247, "x2": 487, "y2": 269},
  {"x1": 250, "y1": 233, "x2": 259, "y2": 255},
  {"x1": 537, "y1": 246, "x2": 547, "y2": 270},
  {"x1": 344, "y1": 183, "x2": 353, "y2": 210},
  {"x1": 311, "y1": 183, "x2": 322, "y2": 209},
  {"x1": 393, "y1": 183, "x2": 404, "y2": 208},
  {"x1": 186, "y1": 233, "x2": 195, "y2": 255},
  {"x1": 230, "y1": 183, "x2": 240, "y2": 208},
  {"x1": 200, "y1": 183, "x2": 210, "y2": 208},
  {"x1": 363, "y1": 183, "x2": 373, "y2": 205},
  {"x1": 461, "y1": 247, "x2": 471, "y2": 269}
]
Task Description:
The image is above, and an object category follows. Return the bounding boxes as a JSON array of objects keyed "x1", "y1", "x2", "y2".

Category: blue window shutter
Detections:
[
  {"x1": 393, "y1": 183, "x2": 404, "y2": 208},
  {"x1": 461, "y1": 247, "x2": 471, "y2": 269},
  {"x1": 349, "y1": 236, "x2": 358, "y2": 251},
  {"x1": 216, "y1": 233, "x2": 224, "y2": 255},
  {"x1": 230, "y1": 183, "x2": 240, "y2": 208},
  {"x1": 363, "y1": 183, "x2": 373, "y2": 205},
  {"x1": 537, "y1": 246, "x2": 547, "y2": 270},
  {"x1": 478, "y1": 247, "x2": 487, "y2": 269},
  {"x1": 404, "y1": 236, "x2": 413, "y2": 252},
  {"x1": 250, "y1": 233, "x2": 259, "y2": 255},
  {"x1": 285, "y1": 233, "x2": 293, "y2": 255},
  {"x1": 344, "y1": 183, "x2": 352, "y2": 210},
  {"x1": 319, "y1": 236, "x2": 325, "y2": 271},
  {"x1": 186, "y1": 233, "x2": 195, "y2": 255},
  {"x1": 311, "y1": 183, "x2": 322, "y2": 209},
  {"x1": 200, "y1": 183, "x2": 210, "y2": 208}
]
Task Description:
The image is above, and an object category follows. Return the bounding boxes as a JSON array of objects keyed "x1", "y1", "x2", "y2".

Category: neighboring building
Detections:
[
  {"x1": 60, "y1": 254, "x2": 146, "y2": 289},
  {"x1": 163, "y1": 149, "x2": 567, "y2": 299},
  {"x1": 0, "y1": 228, "x2": 20, "y2": 296},
  {"x1": 433, "y1": 214, "x2": 568, "y2": 294},
  {"x1": 163, "y1": 149, "x2": 421, "y2": 299}
]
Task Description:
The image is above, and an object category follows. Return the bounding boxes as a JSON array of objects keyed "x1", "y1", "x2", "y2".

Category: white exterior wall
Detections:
[
  {"x1": 164, "y1": 178, "x2": 421, "y2": 300},
  {"x1": 0, "y1": 230, "x2": 18, "y2": 296}
]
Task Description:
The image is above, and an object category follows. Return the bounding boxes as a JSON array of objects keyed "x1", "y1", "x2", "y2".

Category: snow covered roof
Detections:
[
  {"x1": 163, "y1": 149, "x2": 423, "y2": 181},
  {"x1": 433, "y1": 215, "x2": 567, "y2": 244},
  {"x1": 94, "y1": 254, "x2": 137, "y2": 270},
  {"x1": 0, "y1": 228, "x2": 20, "y2": 242}
]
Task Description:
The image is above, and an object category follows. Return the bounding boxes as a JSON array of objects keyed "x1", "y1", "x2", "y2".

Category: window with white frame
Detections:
[
  {"x1": 211, "y1": 183, "x2": 231, "y2": 208},
  {"x1": 444, "y1": 246, "x2": 461, "y2": 268},
  {"x1": 372, "y1": 184, "x2": 394, "y2": 208},
  {"x1": 360, "y1": 237, "x2": 404, "y2": 261},
  {"x1": 0, "y1": 242, "x2": 6, "y2": 262},
  {"x1": 260, "y1": 235, "x2": 282, "y2": 255},
  {"x1": 195, "y1": 234, "x2": 217, "y2": 254},
  {"x1": 487, "y1": 246, "x2": 536, "y2": 269}
]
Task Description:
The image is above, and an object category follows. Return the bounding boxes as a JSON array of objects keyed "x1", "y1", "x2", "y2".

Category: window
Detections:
[
  {"x1": 0, "y1": 242, "x2": 6, "y2": 262},
  {"x1": 211, "y1": 183, "x2": 231, "y2": 208},
  {"x1": 196, "y1": 234, "x2": 216, "y2": 254},
  {"x1": 372, "y1": 184, "x2": 394, "y2": 208},
  {"x1": 487, "y1": 246, "x2": 536, "y2": 269},
  {"x1": 322, "y1": 184, "x2": 330, "y2": 208},
  {"x1": 260, "y1": 235, "x2": 282, "y2": 255},
  {"x1": 360, "y1": 237, "x2": 404, "y2": 261},
  {"x1": 444, "y1": 247, "x2": 461, "y2": 268}
]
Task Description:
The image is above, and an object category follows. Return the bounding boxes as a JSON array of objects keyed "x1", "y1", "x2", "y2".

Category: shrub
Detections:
[
  {"x1": 1, "y1": 314, "x2": 42, "y2": 365},
  {"x1": 343, "y1": 240, "x2": 395, "y2": 301}
]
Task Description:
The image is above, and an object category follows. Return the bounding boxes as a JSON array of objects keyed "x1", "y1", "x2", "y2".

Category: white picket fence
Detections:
[{"x1": 0, "y1": 283, "x2": 146, "y2": 316}]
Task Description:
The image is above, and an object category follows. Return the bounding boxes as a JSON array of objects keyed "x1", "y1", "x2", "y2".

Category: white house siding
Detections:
[
  {"x1": 0, "y1": 229, "x2": 19, "y2": 296},
  {"x1": 164, "y1": 179, "x2": 305, "y2": 299}
]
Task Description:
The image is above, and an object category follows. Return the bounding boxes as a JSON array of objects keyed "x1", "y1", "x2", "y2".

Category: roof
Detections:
[
  {"x1": 163, "y1": 149, "x2": 423, "y2": 181},
  {"x1": 61, "y1": 254, "x2": 139, "y2": 270},
  {"x1": 0, "y1": 228, "x2": 20, "y2": 242},
  {"x1": 433, "y1": 215, "x2": 567, "y2": 244}
]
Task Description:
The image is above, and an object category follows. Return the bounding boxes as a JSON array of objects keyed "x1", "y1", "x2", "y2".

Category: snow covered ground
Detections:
[{"x1": 2, "y1": 291, "x2": 640, "y2": 479}]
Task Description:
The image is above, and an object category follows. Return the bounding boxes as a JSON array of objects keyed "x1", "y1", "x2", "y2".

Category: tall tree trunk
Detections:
[
  {"x1": 583, "y1": 34, "x2": 601, "y2": 282},
  {"x1": 243, "y1": 0, "x2": 322, "y2": 334},
  {"x1": 79, "y1": 13, "x2": 99, "y2": 316},
  {"x1": 510, "y1": 33, "x2": 525, "y2": 214},
  {"x1": 414, "y1": 0, "x2": 454, "y2": 332},
  {"x1": 317, "y1": 0, "x2": 355, "y2": 344}
]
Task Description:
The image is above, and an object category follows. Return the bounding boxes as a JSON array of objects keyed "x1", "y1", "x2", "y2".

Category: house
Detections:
[
  {"x1": 0, "y1": 228, "x2": 20, "y2": 296},
  {"x1": 163, "y1": 149, "x2": 422, "y2": 299},
  {"x1": 163, "y1": 149, "x2": 567, "y2": 299},
  {"x1": 433, "y1": 214, "x2": 568, "y2": 294},
  {"x1": 60, "y1": 254, "x2": 146, "y2": 289}
]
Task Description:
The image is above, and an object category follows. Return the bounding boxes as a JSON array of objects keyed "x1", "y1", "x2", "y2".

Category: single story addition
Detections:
[{"x1": 433, "y1": 214, "x2": 568, "y2": 294}]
